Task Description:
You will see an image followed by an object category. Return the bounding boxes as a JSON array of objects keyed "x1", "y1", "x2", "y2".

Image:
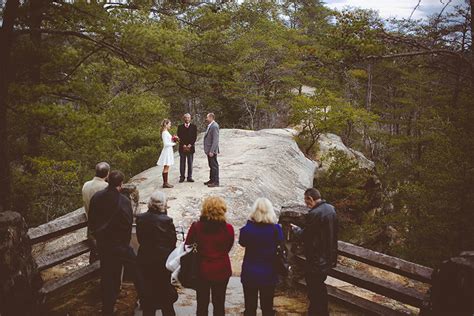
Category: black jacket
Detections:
[
  {"x1": 88, "y1": 186, "x2": 133, "y2": 248},
  {"x1": 136, "y1": 210, "x2": 177, "y2": 263},
  {"x1": 177, "y1": 123, "x2": 197, "y2": 154},
  {"x1": 296, "y1": 200, "x2": 338, "y2": 274}
]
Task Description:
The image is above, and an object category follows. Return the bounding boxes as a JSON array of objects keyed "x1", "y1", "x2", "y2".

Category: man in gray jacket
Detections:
[
  {"x1": 203, "y1": 112, "x2": 220, "y2": 187},
  {"x1": 292, "y1": 188, "x2": 338, "y2": 316}
]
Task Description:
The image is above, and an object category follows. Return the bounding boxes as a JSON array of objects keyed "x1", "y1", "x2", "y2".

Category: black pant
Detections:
[
  {"x1": 98, "y1": 245, "x2": 144, "y2": 315},
  {"x1": 179, "y1": 152, "x2": 194, "y2": 179},
  {"x1": 139, "y1": 261, "x2": 176, "y2": 316},
  {"x1": 243, "y1": 284, "x2": 276, "y2": 316},
  {"x1": 196, "y1": 278, "x2": 229, "y2": 316},
  {"x1": 207, "y1": 154, "x2": 219, "y2": 184},
  {"x1": 305, "y1": 271, "x2": 329, "y2": 316}
]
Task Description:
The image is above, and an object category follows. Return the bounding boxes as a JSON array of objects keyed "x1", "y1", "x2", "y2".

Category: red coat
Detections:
[{"x1": 185, "y1": 220, "x2": 234, "y2": 281}]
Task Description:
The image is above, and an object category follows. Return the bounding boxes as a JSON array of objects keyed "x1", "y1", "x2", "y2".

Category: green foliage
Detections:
[
  {"x1": 316, "y1": 150, "x2": 379, "y2": 241},
  {"x1": 291, "y1": 90, "x2": 377, "y2": 154},
  {"x1": 11, "y1": 158, "x2": 82, "y2": 226}
]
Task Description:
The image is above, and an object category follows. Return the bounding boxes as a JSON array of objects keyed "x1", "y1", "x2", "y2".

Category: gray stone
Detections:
[
  {"x1": 0, "y1": 211, "x2": 42, "y2": 316},
  {"x1": 317, "y1": 133, "x2": 375, "y2": 171}
]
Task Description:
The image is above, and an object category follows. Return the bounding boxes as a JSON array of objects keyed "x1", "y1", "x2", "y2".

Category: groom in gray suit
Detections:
[{"x1": 203, "y1": 112, "x2": 220, "y2": 187}]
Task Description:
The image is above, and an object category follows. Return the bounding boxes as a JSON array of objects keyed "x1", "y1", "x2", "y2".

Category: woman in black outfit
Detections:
[{"x1": 136, "y1": 190, "x2": 177, "y2": 316}]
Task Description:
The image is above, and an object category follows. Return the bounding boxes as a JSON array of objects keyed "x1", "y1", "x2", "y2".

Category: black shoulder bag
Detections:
[{"x1": 179, "y1": 223, "x2": 200, "y2": 289}]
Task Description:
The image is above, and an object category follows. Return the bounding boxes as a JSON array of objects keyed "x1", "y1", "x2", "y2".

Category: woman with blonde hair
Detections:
[
  {"x1": 157, "y1": 119, "x2": 176, "y2": 188},
  {"x1": 239, "y1": 198, "x2": 283, "y2": 316},
  {"x1": 136, "y1": 191, "x2": 177, "y2": 316},
  {"x1": 185, "y1": 196, "x2": 234, "y2": 316}
]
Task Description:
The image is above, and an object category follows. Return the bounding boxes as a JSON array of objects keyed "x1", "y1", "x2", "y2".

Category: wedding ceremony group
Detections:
[{"x1": 81, "y1": 111, "x2": 338, "y2": 316}]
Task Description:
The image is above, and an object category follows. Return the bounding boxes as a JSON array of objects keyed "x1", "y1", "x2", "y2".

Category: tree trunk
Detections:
[
  {"x1": 26, "y1": 0, "x2": 44, "y2": 158},
  {"x1": 366, "y1": 62, "x2": 373, "y2": 111},
  {"x1": 0, "y1": 0, "x2": 20, "y2": 211},
  {"x1": 470, "y1": 0, "x2": 473, "y2": 63}
]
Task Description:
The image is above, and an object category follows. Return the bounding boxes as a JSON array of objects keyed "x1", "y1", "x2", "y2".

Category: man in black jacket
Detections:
[
  {"x1": 292, "y1": 188, "x2": 338, "y2": 316},
  {"x1": 177, "y1": 113, "x2": 197, "y2": 183},
  {"x1": 88, "y1": 170, "x2": 144, "y2": 315}
]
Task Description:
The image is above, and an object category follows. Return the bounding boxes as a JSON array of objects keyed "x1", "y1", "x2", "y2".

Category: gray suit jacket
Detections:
[{"x1": 203, "y1": 121, "x2": 220, "y2": 155}]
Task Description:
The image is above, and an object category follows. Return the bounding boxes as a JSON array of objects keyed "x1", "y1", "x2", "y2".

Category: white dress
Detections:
[{"x1": 157, "y1": 131, "x2": 176, "y2": 166}]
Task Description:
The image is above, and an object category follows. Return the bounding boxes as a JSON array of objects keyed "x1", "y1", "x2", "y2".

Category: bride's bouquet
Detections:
[{"x1": 172, "y1": 135, "x2": 180, "y2": 143}]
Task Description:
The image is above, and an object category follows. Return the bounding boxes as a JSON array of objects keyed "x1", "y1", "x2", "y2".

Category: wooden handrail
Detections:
[
  {"x1": 298, "y1": 279, "x2": 414, "y2": 316},
  {"x1": 28, "y1": 210, "x2": 87, "y2": 244},
  {"x1": 295, "y1": 255, "x2": 427, "y2": 307},
  {"x1": 35, "y1": 240, "x2": 91, "y2": 271},
  {"x1": 337, "y1": 241, "x2": 433, "y2": 283},
  {"x1": 39, "y1": 261, "x2": 100, "y2": 296}
]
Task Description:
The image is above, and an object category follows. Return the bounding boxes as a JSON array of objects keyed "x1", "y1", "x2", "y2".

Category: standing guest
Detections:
[
  {"x1": 203, "y1": 113, "x2": 220, "y2": 187},
  {"x1": 82, "y1": 161, "x2": 110, "y2": 263},
  {"x1": 185, "y1": 196, "x2": 234, "y2": 316},
  {"x1": 239, "y1": 198, "x2": 283, "y2": 316},
  {"x1": 136, "y1": 191, "x2": 177, "y2": 316},
  {"x1": 88, "y1": 170, "x2": 144, "y2": 316},
  {"x1": 82, "y1": 161, "x2": 110, "y2": 217},
  {"x1": 292, "y1": 188, "x2": 338, "y2": 316},
  {"x1": 177, "y1": 113, "x2": 197, "y2": 183},
  {"x1": 157, "y1": 119, "x2": 177, "y2": 188}
]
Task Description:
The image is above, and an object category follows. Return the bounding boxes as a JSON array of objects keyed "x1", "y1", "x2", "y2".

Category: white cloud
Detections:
[{"x1": 323, "y1": 0, "x2": 464, "y2": 20}]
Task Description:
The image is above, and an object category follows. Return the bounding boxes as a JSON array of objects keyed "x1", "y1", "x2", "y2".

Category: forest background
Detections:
[{"x1": 0, "y1": 0, "x2": 473, "y2": 267}]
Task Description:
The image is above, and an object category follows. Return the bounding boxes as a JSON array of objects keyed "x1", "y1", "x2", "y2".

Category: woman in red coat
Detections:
[{"x1": 185, "y1": 196, "x2": 234, "y2": 316}]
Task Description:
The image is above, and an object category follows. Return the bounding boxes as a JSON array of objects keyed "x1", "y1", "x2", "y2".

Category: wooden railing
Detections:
[
  {"x1": 279, "y1": 205, "x2": 433, "y2": 316},
  {"x1": 29, "y1": 201, "x2": 434, "y2": 314},
  {"x1": 28, "y1": 209, "x2": 100, "y2": 298},
  {"x1": 28, "y1": 184, "x2": 140, "y2": 299}
]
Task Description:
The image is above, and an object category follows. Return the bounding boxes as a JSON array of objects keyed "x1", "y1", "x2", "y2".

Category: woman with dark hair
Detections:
[
  {"x1": 239, "y1": 198, "x2": 283, "y2": 316},
  {"x1": 185, "y1": 196, "x2": 234, "y2": 316},
  {"x1": 136, "y1": 190, "x2": 177, "y2": 316}
]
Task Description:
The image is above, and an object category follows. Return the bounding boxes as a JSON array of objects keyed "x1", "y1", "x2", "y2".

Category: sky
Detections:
[{"x1": 323, "y1": 0, "x2": 465, "y2": 20}]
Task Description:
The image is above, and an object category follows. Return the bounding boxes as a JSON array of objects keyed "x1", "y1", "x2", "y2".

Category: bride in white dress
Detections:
[{"x1": 157, "y1": 119, "x2": 176, "y2": 188}]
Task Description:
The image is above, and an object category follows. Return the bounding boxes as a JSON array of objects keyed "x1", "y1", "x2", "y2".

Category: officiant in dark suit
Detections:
[
  {"x1": 203, "y1": 112, "x2": 220, "y2": 187},
  {"x1": 177, "y1": 113, "x2": 197, "y2": 183}
]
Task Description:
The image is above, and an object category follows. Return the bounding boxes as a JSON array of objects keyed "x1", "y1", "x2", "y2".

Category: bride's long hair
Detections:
[{"x1": 160, "y1": 119, "x2": 171, "y2": 133}]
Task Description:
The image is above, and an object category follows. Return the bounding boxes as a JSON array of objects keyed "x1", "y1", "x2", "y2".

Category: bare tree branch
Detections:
[
  {"x1": 47, "y1": 46, "x2": 103, "y2": 84},
  {"x1": 409, "y1": 0, "x2": 422, "y2": 20},
  {"x1": 436, "y1": 0, "x2": 453, "y2": 22},
  {"x1": 366, "y1": 49, "x2": 473, "y2": 72}
]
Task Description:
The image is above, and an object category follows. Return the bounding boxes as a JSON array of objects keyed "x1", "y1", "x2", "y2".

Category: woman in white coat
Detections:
[{"x1": 157, "y1": 119, "x2": 176, "y2": 188}]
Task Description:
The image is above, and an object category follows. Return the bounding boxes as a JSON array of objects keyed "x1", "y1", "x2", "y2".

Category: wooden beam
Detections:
[
  {"x1": 297, "y1": 279, "x2": 414, "y2": 316},
  {"x1": 296, "y1": 255, "x2": 427, "y2": 307},
  {"x1": 338, "y1": 241, "x2": 433, "y2": 283},
  {"x1": 35, "y1": 240, "x2": 90, "y2": 271},
  {"x1": 28, "y1": 210, "x2": 87, "y2": 244},
  {"x1": 329, "y1": 264, "x2": 427, "y2": 307},
  {"x1": 39, "y1": 261, "x2": 100, "y2": 296}
]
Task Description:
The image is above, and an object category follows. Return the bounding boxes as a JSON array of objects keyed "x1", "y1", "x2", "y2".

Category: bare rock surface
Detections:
[
  {"x1": 317, "y1": 133, "x2": 375, "y2": 171},
  {"x1": 130, "y1": 128, "x2": 316, "y2": 273}
]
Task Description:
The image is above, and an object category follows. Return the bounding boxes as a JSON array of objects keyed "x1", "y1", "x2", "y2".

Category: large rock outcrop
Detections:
[
  {"x1": 317, "y1": 133, "x2": 375, "y2": 172},
  {"x1": 130, "y1": 128, "x2": 315, "y2": 248}
]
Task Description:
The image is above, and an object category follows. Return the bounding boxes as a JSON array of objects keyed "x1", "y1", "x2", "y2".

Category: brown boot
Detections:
[{"x1": 162, "y1": 172, "x2": 173, "y2": 188}]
